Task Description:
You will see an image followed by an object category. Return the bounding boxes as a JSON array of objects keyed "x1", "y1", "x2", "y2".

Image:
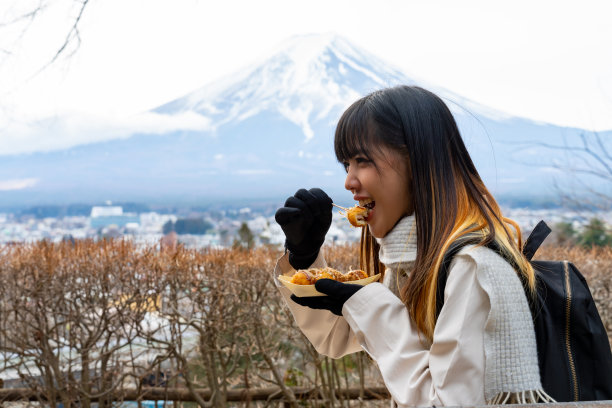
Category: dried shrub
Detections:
[
  {"x1": 0, "y1": 241, "x2": 384, "y2": 408},
  {"x1": 3, "y1": 239, "x2": 607, "y2": 407},
  {"x1": 0, "y1": 240, "x2": 162, "y2": 408},
  {"x1": 324, "y1": 243, "x2": 361, "y2": 272}
]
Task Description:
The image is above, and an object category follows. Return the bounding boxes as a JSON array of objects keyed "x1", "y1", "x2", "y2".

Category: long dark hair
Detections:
[{"x1": 334, "y1": 85, "x2": 534, "y2": 340}]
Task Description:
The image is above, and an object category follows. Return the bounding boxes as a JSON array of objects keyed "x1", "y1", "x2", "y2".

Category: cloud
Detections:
[
  {"x1": 0, "y1": 111, "x2": 212, "y2": 156},
  {"x1": 126, "y1": 111, "x2": 212, "y2": 134},
  {"x1": 0, "y1": 178, "x2": 38, "y2": 191}
]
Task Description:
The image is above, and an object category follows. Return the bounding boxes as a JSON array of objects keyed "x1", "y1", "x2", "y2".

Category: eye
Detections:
[
  {"x1": 342, "y1": 161, "x2": 349, "y2": 173},
  {"x1": 355, "y1": 157, "x2": 372, "y2": 165}
]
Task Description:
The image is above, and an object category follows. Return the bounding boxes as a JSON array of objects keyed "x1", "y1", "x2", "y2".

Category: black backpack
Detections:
[{"x1": 437, "y1": 220, "x2": 612, "y2": 402}]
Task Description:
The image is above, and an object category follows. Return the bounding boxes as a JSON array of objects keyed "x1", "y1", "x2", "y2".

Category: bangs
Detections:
[{"x1": 334, "y1": 99, "x2": 382, "y2": 163}]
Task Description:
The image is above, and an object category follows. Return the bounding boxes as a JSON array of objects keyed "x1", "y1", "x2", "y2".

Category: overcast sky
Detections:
[{"x1": 1, "y1": 0, "x2": 611, "y2": 154}]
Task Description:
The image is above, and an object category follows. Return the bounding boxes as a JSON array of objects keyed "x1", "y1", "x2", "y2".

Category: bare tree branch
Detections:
[
  {"x1": 0, "y1": 1, "x2": 47, "y2": 67},
  {"x1": 525, "y1": 131, "x2": 612, "y2": 211},
  {"x1": 0, "y1": 0, "x2": 92, "y2": 77},
  {"x1": 46, "y1": 0, "x2": 90, "y2": 67},
  {"x1": 0, "y1": 1, "x2": 47, "y2": 28},
  {"x1": 577, "y1": 133, "x2": 612, "y2": 177}
]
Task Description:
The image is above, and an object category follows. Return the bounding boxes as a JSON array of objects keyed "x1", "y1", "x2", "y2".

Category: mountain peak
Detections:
[
  {"x1": 155, "y1": 34, "x2": 410, "y2": 140},
  {"x1": 273, "y1": 32, "x2": 343, "y2": 62},
  {"x1": 154, "y1": 33, "x2": 511, "y2": 143},
  {"x1": 3, "y1": 34, "x2": 602, "y2": 206}
]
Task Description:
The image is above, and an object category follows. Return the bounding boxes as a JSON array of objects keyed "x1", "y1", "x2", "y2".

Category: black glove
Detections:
[
  {"x1": 290, "y1": 279, "x2": 363, "y2": 316},
  {"x1": 275, "y1": 188, "x2": 333, "y2": 270}
]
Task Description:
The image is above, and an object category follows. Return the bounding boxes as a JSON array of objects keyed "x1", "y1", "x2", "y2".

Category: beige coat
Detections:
[{"x1": 274, "y1": 249, "x2": 490, "y2": 407}]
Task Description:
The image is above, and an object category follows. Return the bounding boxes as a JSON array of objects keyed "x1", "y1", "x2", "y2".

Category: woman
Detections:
[{"x1": 274, "y1": 86, "x2": 553, "y2": 406}]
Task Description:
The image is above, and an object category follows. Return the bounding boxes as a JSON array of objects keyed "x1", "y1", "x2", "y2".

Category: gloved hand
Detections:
[
  {"x1": 290, "y1": 279, "x2": 362, "y2": 316},
  {"x1": 275, "y1": 188, "x2": 333, "y2": 270}
]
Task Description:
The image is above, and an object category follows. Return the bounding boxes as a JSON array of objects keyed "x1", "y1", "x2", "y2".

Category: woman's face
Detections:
[{"x1": 343, "y1": 146, "x2": 413, "y2": 238}]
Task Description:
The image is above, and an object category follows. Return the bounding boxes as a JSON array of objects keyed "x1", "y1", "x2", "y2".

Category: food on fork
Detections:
[
  {"x1": 289, "y1": 267, "x2": 368, "y2": 285},
  {"x1": 333, "y1": 202, "x2": 373, "y2": 227}
]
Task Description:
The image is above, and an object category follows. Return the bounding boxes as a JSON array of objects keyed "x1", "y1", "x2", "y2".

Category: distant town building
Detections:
[
  {"x1": 91, "y1": 206, "x2": 123, "y2": 217},
  {"x1": 90, "y1": 206, "x2": 140, "y2": 229}
]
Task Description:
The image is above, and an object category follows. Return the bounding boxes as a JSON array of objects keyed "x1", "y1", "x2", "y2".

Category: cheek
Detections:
[
  {"x1": 361, "y1": 170, "x2": 378, "y2": 190},
  {"x1": 390, "y1": 175, "x2": 411, "y2": 215}
]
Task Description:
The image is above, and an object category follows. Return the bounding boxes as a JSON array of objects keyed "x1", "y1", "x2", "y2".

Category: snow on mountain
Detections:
[
  {"x1": 0, "y1": 33, "x2": 608, "y2": 206},
  {"x1": 156, "y1": 33, "x2": 412, "y2": 140},
  {"x1": 156, "y1": 33, "x2": 516, "y2": 141}
]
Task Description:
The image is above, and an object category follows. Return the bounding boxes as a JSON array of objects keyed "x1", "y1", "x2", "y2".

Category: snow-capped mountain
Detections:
[
  {"x1": 0, "y1": 34, "x2": 608, "y2": 207},
  {"x1": 156, "y1": 34, "x2": 411, "y2": 139}
]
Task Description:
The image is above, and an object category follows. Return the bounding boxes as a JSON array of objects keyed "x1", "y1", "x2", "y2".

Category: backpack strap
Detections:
[
  {"x1": 436, "y1": 234, "x2": 482, "y2": 321},
  {"x1": 522, "y1": 220, "x2": 551, "y2": 261}
]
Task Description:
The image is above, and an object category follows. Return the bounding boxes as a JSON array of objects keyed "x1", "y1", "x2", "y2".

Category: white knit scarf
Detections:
[{"x1": 375, "y1": 215, "x2": 555, "y2": 405}]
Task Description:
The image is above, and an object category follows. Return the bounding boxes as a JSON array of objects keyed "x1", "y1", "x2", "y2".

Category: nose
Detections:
[{"x1": 344, "y1": 166, "x2": 360, "y2": 193}]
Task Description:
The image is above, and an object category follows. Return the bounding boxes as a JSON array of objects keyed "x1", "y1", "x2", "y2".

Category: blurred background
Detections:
[{"x1": 1, "y1": 0, "x2": 612, "y2": 247}]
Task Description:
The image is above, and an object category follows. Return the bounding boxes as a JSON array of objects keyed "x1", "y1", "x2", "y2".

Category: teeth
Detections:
[{"x1": 359, "y1": 198, "x2": 373, "y2": 207}]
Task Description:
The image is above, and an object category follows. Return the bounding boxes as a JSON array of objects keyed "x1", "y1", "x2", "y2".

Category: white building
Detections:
[{"x1": 90, "y1": 206, "x2": 123, "y2": 217}]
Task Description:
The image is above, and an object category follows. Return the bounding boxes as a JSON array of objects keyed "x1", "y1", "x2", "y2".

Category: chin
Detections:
[{"x1": 368, "y1": 224, "x2": 387, "y2": 239}]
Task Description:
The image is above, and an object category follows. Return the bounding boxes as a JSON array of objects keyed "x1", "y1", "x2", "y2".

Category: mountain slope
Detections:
[
  {"x1": 155, "y1": 34, "x2": 413, "y2": 138},
  {"x1": 1, "y1": 34, "x2": 608, "y2": 207}
]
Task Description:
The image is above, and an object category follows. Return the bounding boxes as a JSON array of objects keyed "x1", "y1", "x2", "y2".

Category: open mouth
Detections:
[
  {"x1": 333, "y1": 201, "x2": 375, "y2": 227},
  {"x1": 358, "y1": 199, "x2": 375, "y2": 222},
  {"x1": 359, "y1": 199, "x2": 375, "y2": 210}
]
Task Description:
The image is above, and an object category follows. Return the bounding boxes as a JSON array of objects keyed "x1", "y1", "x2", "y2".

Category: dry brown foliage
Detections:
[
  {"x1": 1, "y1": 240, "x2": 610, "y2": 407},
  {"x1": 0, "y1": 241, "x2": 385, "y2": 408}
]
